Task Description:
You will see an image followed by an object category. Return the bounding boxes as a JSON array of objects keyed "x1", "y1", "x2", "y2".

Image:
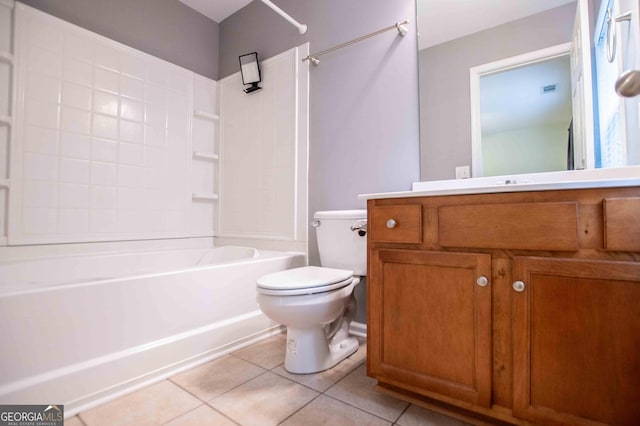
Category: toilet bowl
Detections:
[
  {"x1": 257, "y1": 266, "x2": 360, "y2": 373},
  {"x1": 256, "y1": 210, "x2": 367, "y2": 374}
]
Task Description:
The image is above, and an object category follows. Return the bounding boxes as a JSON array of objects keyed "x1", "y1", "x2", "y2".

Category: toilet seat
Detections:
[{"x1": 257, "y1": 266, "x2": 354, "y2": 296}]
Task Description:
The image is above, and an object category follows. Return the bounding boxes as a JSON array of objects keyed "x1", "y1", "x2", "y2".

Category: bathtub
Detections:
[{"x1": 0, "y1": 246, "x2": 305, "y2": 415}]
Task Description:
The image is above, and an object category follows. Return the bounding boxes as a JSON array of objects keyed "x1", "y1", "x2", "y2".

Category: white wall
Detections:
[
  {"x1": 1, "y1": 4, "x2": 309, "y2": 260},
  {"x1": 5, "y1": 4, "x2": 219, "y2": 248},
  {"x1": 219, "y1": 0, "x2": 420, "y2": 272},
  {"x1": 217, "y1": 45, "x2": 308, "y2": 253},
  {"x1": 482, "y1": 124, "x2": 569, "y2": 176}
]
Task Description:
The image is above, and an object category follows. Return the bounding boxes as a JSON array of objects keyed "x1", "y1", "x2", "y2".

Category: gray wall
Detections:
[
  {"x1": 220, "y1": 0, "x2": 420, "y2": 258},
  {"x1": 220, "y1": 0, "x2": 421, "y2": 323},
  {"x1": 19, "y1": 0, "x2": 220, "y2": 79},
  {"x1": 419, "y1": 3, "x2": 576, "y2": 181}
]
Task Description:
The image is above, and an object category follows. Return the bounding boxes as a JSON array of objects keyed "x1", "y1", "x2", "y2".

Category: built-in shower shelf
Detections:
[
  {"x1": 192, "y1": 193, "x2": 219, "y2": 201},
  {"x1": 193, "y1": 110, "x2": 220, "y2": 121},
  {"x1": 0, "y1": 115, "x2": 12, "y2": 126},
  {"x1": 0, "y1": 51, "x2": 14, "y2": 64},
  {"x1": 0, "y1": 179, "x2": 10, "y2": 188},
  {"x1": 192, "y1": 151, "x2": 219, "y2": 161}
]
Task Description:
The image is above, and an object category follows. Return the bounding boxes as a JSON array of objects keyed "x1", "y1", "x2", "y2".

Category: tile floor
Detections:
[{"x1": 67, "y1": 334, "x2": 472, "y2": 426}]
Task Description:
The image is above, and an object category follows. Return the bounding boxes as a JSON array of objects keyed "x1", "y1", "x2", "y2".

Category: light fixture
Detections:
[{"x1": 239, "y1": 52, "x2": 262, "y2": 94}]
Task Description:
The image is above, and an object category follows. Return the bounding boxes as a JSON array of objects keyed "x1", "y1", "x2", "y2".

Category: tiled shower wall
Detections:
[
  {"x1": 218, "y1": 45, "x2": 308, "y2": 244},
  {"x1": 6, "y1": 3, "x2": 218, "y2": 245}
]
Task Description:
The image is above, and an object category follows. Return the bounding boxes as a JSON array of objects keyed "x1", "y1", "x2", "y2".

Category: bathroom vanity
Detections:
[{"x1": 362, "y1": 170, "x2": 640, "y2": 425}]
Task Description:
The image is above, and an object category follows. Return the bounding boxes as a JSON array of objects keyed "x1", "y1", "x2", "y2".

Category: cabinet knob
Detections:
[
  {"x1": 386, "y1": 219, "x2": 397, "y2": 229},
  {"x1": 476, "y1": 276, "x2": 489, "y2": 287},
  {"x1": 512, "y1": 280, "x2": 526, "y2": 292}
]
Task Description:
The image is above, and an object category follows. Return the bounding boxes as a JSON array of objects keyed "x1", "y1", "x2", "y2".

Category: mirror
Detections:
[{"x1": 417, "y1": 0, "x2": 640, "y2": 180}]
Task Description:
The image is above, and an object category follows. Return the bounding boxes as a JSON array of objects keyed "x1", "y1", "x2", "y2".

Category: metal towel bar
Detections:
[{"x1": 302, "y1": 20, "x2": 409, "y2": 66}]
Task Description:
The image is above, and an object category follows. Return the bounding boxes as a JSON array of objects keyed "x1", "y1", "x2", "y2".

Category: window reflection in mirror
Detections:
[{"x1": 478, "y1": 55, "x2": 572, "y2": 177}]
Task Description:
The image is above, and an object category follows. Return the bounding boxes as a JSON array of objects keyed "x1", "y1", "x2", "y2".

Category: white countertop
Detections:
[{"x1": 358, "y1": 166, "x2": 640, "y2": 200}]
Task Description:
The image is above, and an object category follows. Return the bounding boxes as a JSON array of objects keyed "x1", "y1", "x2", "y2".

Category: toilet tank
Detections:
[{"x1": 314, "y1": 210, "x2": 367, "y2": 276}]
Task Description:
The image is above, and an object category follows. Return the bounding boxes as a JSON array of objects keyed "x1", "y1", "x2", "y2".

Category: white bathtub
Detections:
[{"x1": 0, "y1": 246, "x2": 305, "y2": 415}]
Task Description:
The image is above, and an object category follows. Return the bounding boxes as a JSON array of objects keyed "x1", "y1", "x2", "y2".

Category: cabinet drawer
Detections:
[
  {"x1": 604, "y1": 197, "x2": 640, "y2": 251},
  {"x1": 439, "y1": 202, "x2": 578, "y2": 251},
  {"x1": 369, "y1": 205, "x2": 422, "y2": 243}
]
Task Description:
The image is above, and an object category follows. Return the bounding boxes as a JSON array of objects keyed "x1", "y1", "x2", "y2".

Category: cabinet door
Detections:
[
  {"x1": 513, "y1": 257, "x2": 640, "y2": 425},
  {"x1": 368, "y1": 249, "x2": 492, "y2": 407}
]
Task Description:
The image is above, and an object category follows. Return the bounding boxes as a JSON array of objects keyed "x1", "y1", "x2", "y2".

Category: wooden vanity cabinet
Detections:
[
  {"x1": 512, "y1": 256, "x2": 640, "y2": 426},
  {"x1": 368, "y1": 249, "x2": 492, "y2": 407},
  {"x1": 366, "y1": 187, "x2": 640, "y2": 426}
]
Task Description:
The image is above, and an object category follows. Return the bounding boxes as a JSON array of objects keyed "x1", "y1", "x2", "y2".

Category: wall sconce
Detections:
[{"x1": 239, "y1": 52, "x2": 262, "y2": 94}]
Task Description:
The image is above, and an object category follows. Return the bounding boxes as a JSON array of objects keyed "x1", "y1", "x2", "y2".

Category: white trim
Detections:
[
  {"x1": 577, "y1": 0, "x2": 596, "y2": 169},
  {"x1": 216, "y1": 232, "x2": 297, "y2": 241},
  {"x1": 0, "y1": 179, "x2": 9, "y2": 188},
  {"x1": 0, "y1": 311, "x2": 283, "y2": 417},
  {"x1": 192, "y1": 151, "x2": 219, "y2": 161},
  {"x1": 349, "y1": 321, "x2": 367, "y2": 338},
  {"x1": 0, "y1": 51, "x2": 13, "y2": 64},
  {"x1": 64, "y1": 326, "x2": 285, "y2": 418},
  {"x1": 469, "y1": 42, "x2": 572, "y2": 178},
  {"x1": 0, "y1": 236, "x2": 215, "y2": 260},
  {"x1": 295, "y1": 43, "x2": 310, "y2": 244},
  {"x1": 0, "y1": 115, "x2": 12, "y2": 126},
  {"x1": 193, "y1": 110, "x2": 220, "y2": 121},
  {"x1": 192, "y1": 193, "x2": 219, "y2": 201},
  {"x1": 0, "y1": 0, "x2": 15, "y2": 9}
]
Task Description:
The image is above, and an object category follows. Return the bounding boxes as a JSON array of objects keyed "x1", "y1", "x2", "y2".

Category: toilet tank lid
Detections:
[{"x1": 314, "y1": 210, "x2": 367, "y2": 220}]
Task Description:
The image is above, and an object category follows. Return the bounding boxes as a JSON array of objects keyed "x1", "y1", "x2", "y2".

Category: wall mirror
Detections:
[{"x1": 417, "y1": 0, "x2": 640, "y2": 180}]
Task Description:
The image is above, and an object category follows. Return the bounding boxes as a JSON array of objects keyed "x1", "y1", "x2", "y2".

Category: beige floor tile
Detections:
[
  {"x1": 281, "y1": 394, "x2": 391, "y2": 426},
  {"x1": 170, "y1": 355, "x2": 265, "y2": 401},
  {"x1": 396, "y1": 404, "x2": 473, "y2": 426},
  {"x1": 231, "y1": 334, "x2": 286, "y2": 369},
  {"x1": 163, "y1": 404, "x2": 238, "y2": 426},
  {"x1": 79, "y1": 380, "x2": 200, "y2": 426},
  {"x1": 64, "y1": 416, "x2": 85, "y2": 426},
  {"x1": 325, "y1": 364, "x2": 409, "y2": 422},
  {"x1": 209, "y1": 371, "x2": 318, "y2": 426},
  {"x1": 272, "y1": 356, "x2": 359, "y2": 392}
]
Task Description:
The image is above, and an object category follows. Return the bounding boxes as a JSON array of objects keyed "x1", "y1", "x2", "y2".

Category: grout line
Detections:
[
  {"x1": 208, "y1": 406, "x2": 241, "y2": 426},
  {"x1": 167, "y1": 377, "x2": 211, "y2": 403},
  {"x1": 395, "y1": 403, "x2": 411, "y2": 425},
  {"x1": 201, "y1": 400, "x2": 244, "y2": 426},
  {"x1": 168, "y1": 362, "x2": 270, "y2": 404},
  {"x1": 276, "y1": 392, "x2": 322, "y2": 425},
  {"x1": 227, "y1": 352, "x2": 282, "y2": 371},
  {"x1": 321, "y1": 393, "x2": 398, "y2": 425},
  {"x1": 73, "y1": 414, "x2": 88, "y2": 426},
  {"x1": 159, "y1": 402, "x2": 205, "y2": 425}
]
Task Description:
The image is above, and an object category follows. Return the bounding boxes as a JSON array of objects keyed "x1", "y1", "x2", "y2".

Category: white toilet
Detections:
[{"x1": 256, "y1": 210, "x2": 367, "y2": 374}]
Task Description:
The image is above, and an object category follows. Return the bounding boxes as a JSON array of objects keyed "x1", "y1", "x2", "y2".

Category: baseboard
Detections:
[
  {"x1": 349, "y1": 321, "x2": 367, "y2": 338},
  {"x1": 0, "y1": 311, "x2": 283, "y2": 418}
]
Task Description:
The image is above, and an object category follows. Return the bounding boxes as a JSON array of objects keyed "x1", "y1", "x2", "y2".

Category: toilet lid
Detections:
[{"x1": 257, "y1": 266, "x2": 354, "y2": 296}]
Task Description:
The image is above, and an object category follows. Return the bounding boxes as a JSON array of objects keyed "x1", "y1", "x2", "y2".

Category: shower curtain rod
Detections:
[
  {"x1": 260, "y1": 0, "x2": 307, "y2": 34},
  {"x1": 302, "y1": 19, "x2": 410, "y2": 66}
]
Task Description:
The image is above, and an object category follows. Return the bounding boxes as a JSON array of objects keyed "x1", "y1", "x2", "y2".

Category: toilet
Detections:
[{"x1": 256, "y1": 210, "x2": 367, "y2": 374}]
